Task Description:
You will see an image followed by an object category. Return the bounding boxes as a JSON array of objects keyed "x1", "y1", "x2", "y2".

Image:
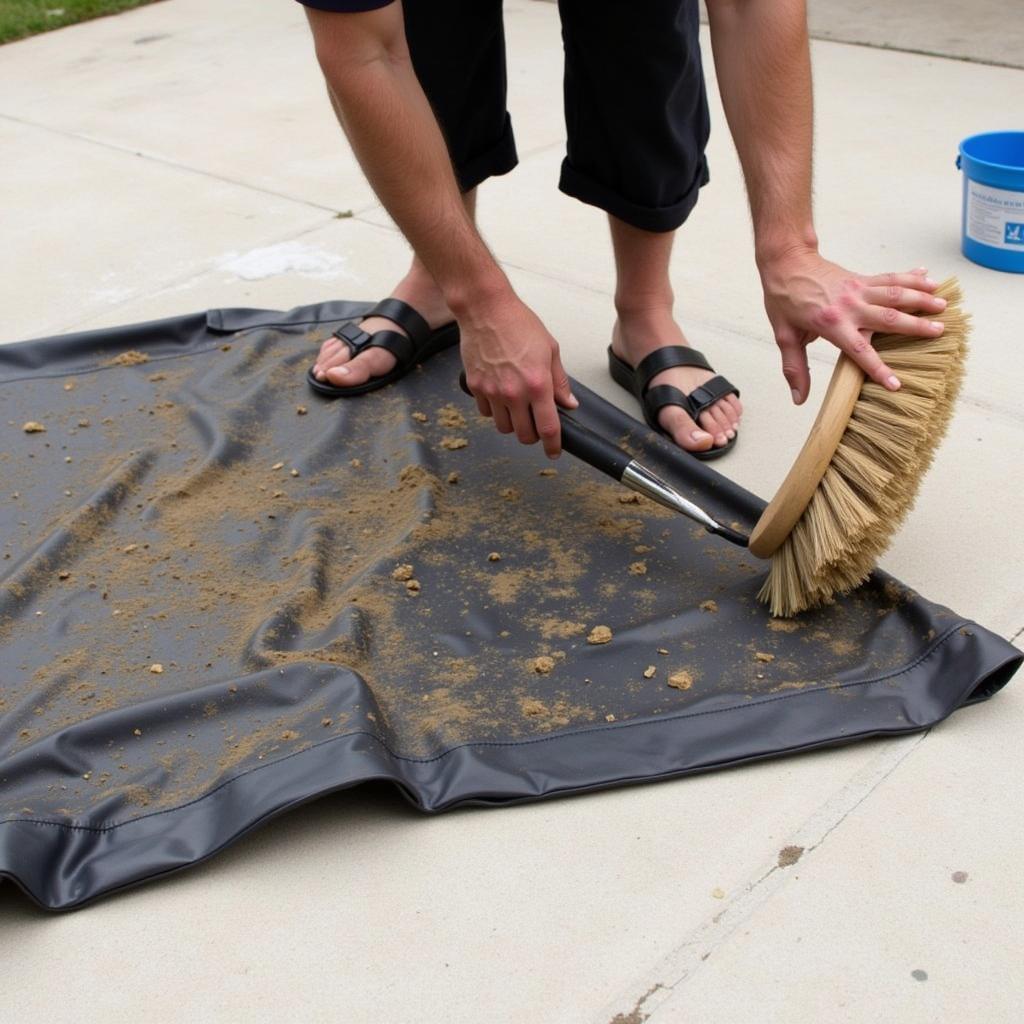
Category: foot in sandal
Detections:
[
  {"x1": 309, "y1": 264, "x2": 458, "y2": 396},
  {"x1": 609, "y1": 308, "x2": 743, "y2": 460}
]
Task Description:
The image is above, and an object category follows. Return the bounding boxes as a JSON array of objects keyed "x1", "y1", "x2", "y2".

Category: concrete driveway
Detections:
[{"x1": 1, "y1": 1, "x2": 1021, "y2": 1020}]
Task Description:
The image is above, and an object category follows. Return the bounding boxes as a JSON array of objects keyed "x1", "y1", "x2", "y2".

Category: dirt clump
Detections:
[
  {"x1": 437, "y1": 404, "x2": 467, "y2": 429},
  {"x1": 699, "y1": 599, "x2": 718, "y2": 613},
  {"x1": 392, "y1": 564, "x2": 415, "y2": 581},
  {"x1": 106, "y1": 350, "x2": 149, "y2": 367},
  {"x1": 628, "y1": 561, "x2": 647, "y2": 576},
  {"x1": 643, "y1": 665, "x2": 657, "y2": 679},
  {"x1": 22, "y1": 421, "x2": 46, "y2": 433},
  {"x1": 587, "y1": 625, "x2": 613, "y2": 645},
  {"x1": 667, "y1": 670, "x2": 694, "y2": 690},
  {"x1": 529, "y1": 656, "x2": 556, "y2": 675},
  {"x1": 754, "y1": 652, "x2": 775, "y2": 663},
  {"x1": 440, "y1": 436, "x2": 468, "y2": 450}
]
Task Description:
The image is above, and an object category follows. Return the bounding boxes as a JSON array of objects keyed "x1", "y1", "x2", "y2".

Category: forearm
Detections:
[
  {"x1": 308, "y1": 9, "x2": 508, "y2": 315},
  {"x1": 706, "y1": 0, "x2": 817, "y2": 266}
]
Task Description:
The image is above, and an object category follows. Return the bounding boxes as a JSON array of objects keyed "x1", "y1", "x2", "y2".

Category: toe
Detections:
[
  {"x1": 699, "y1": 407, "x2": 730, "y2": 447},
  {"x1": 325, "y1": 347, "x2": 396, "y2": 388},
  {"x1": 710, "y1": 402, "x2": 735, "y2": 441},
  {"x1": 725, "y1": 394, "x2": 743, "y2": 430},
  {"x1": 659, "y1": 406, "x2": 713, "y2": 453}
]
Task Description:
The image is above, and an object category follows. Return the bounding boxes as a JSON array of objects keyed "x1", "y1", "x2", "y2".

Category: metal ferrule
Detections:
[{"x1": 621, "y1": 460, "x2": 723, "y2": 533}]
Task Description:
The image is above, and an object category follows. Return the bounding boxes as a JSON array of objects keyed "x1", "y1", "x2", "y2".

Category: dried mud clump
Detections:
[
  {"x1": 440, "y1": 436, "x2": 468, "y2": 450},
  {"x1": 529, "y1": 656, "x2": 555, "y2": 675},
  {"x1": 667, "y1": 670, "x2": 694, "y2": 690},
  {"x1": 587, "y1": 625, "x2": 613, "y2": 645},
  {"x1": 105, "y1": 350, "x2": 149, "y2": 367},
  {"x1": 22, "y1": 421, "x2": 46, "y2": 433},
  {"x1": 699, "y1": 599, "x2": 718, "y2": 613}
]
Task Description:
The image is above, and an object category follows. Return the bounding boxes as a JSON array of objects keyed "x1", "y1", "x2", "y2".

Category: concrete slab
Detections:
[
  {"x1": 626, "y1": 680, "x2": 1024, "y2": 1024},
  {"x1": 805, "y1": 0, "x2": 1024, "y2": 70},
  {"x1": 0, "y1": 0, "x2": 565, "y2": 214},
  {"x1": 0, "y1": 118, "x2": 332, "y2": 343}
]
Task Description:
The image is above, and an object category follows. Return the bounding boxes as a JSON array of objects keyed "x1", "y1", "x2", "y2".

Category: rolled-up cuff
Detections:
[
  {"x1": 296, "y1": 0, "x2": 396, "y2": 12},
  {"x1": 558, "y1": 157, "x2": 710, "y2": 233},
  {"x1": 453, "y1": 113, "x2": 519, "y2": 193}
]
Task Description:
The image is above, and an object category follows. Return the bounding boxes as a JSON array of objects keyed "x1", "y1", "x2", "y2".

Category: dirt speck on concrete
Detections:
[
  {"x1": 643, "y1": 665, "x2": 656, "y2": 679},
  {"x1": 767, "y1": 618, "x2": 799, "y2": 633},
  {"x1": 440, "y1": 436, "x2": 468, "y2": 450},
  {"x1": 391, "y1": 564, "x2": 414, "y2": 581},
  {"x1": 628, "y1": 561, "x2": 647, "y2": 576},
  {"x1": 487, "y1": 552, "x2": 501, "y2": 562},
  {"x1": 521, "y1": 698, "x2": 548, "y2": 717},
  {"x1": 22, "y1": 421, "x2": 46, "y2": 433},
  {"x1": 951, "y1": 870, "x2": 968, "y2": 884},
  {"x1": 529, "y1": 656, "x2": 555, "y2": 675},
  {"x1": 699, "y1": 599, "x2": 718, "y2": 613},
  {"x1": 587, "y1": 625, "x2": 613, "y2": 645},
  {"x1": 149, "y1": 663, "x2": 163, "y2": 674},
  {"x1": 777, "y1": 845, "x2": 804, "y2": 868},
  {"x1": 754, "y1": 651, "x2": 775, "y2": 663}
]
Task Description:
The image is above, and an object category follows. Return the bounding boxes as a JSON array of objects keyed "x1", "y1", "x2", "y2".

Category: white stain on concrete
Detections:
[{"x1": 218, "y1": 241, "x2": 354, "y2": 282}]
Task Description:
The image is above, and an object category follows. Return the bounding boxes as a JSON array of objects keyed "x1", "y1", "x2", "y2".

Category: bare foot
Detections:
[
  {"x1": 311, "y1": 265, "x2": 454, "y2": 389},
  {"x1": 611, "y1": 309, "x2": 742, "y2": 455}
]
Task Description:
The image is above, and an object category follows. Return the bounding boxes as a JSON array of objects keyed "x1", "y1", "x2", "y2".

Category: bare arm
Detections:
[
  {"x1": 706, "y1": 0, "x2": 946, "y2": 403},
  {"x1": 306, "y1": 7, "x2": 576, "y2": 454}
]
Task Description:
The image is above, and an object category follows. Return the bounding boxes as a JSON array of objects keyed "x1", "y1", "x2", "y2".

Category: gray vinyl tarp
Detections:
[{"x1": 0, "y1": 302, "x2": 1019, "y2": 910}]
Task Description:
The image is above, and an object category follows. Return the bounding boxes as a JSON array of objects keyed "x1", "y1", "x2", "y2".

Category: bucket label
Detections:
[{"x1": 966, "y1": 181, "x2": 1024, "y2": 249}]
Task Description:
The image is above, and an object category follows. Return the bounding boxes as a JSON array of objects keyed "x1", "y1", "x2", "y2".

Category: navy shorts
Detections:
[{"x1": 299, "y1": 0, "x2": 711, "y2": 232}]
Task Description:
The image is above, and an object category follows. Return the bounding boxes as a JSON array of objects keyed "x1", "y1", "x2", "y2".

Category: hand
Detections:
[
  {"x1": 460, "y1": 290, "x2": 578, "y2": 458},
  {"x1": 759, "y1": 248, "x2": 947, "y2": 404}
]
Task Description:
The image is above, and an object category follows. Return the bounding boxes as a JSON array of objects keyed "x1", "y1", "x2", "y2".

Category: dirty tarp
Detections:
[{"x1": 0, "y1": 301, "x2": 1019, "y2": 911}]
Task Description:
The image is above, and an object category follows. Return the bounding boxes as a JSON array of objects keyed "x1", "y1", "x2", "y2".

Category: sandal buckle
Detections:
[{"x1": 334, "y1": 321, "x2": 372, "y2": 352}]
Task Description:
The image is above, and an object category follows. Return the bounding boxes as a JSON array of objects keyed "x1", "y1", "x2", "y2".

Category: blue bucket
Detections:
[{"x1": 957, "y1": 131, "x2": 1024, "y2": 273}]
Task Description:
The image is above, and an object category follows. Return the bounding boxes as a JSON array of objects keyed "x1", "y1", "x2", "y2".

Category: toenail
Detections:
[
  {"x1": 726, "y1": 429, "x2": 735, "y2": 439},
  {"x1": 691, "y1": 430, "x2": 710, "y2": 442}
]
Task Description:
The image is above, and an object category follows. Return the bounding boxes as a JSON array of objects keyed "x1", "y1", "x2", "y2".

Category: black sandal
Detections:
[
  {"x1": 307, "y1": 298, "x2": 460, "y2": 397},
  {"x1": 608, "y1": 344, "x2": 741, "y2": 461}
]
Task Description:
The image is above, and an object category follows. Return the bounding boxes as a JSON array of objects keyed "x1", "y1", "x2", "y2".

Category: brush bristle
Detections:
[{"x1": 758, "y1": 278, "x2": 969, "y2": 617}]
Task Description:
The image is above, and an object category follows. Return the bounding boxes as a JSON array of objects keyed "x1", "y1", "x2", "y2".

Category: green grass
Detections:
[{"x1": 0, "y1": 0, "x2": 162, "y2": 45}]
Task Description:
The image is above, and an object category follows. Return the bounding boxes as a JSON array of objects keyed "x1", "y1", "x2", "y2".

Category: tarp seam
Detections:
[{"x1": 0, "y1": 620, "x2": 972, "y2": 835}]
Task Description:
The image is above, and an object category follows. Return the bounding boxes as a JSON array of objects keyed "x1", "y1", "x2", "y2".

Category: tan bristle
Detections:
[{"x1": 759, "y1": 277, "x2": 969, "y2": 617}]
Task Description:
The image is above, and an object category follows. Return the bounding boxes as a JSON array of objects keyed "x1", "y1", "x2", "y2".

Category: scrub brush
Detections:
[{"x1": 748, "y1": 277, "x2": 970, "y2": 616}]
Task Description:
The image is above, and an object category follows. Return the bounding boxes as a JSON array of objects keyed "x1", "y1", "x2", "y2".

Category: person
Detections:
[{"x1": 300, "y1": 0, "x2": 947, "y2": 460}]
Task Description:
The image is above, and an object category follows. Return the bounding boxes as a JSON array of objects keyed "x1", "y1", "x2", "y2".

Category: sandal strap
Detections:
[
  {"x1": 364, "y1": 298, "x2": 431, "y2": 348},
  {"x1": 644, "y1": 374, "x2": 740, "y2": 424},
  {"x1": 635, "y1": 345, "x2": 712, "y2": 394},
  {"x1": 365, "y1": 329, "x2": 416, "y2": 366},
  {"x1": 332, "y1": 319, "x2": 374, "y2": 356},
  {"x1": 684, "y1": 375, "x2": 740, "y2": 417}
]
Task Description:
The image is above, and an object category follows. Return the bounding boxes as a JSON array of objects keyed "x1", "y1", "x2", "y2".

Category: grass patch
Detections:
[{"x1": 0, "y1": 0, "x2": 161, "y2": 45}]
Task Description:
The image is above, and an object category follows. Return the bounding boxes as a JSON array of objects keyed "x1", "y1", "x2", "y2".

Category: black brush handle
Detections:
[{"x1": 459, "y1": 372, "x2": 632, "y2": 481}]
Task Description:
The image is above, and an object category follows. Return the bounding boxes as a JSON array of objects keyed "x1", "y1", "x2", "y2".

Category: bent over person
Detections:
[{"x1": 300, "y1": 0, "x2": 947, "y2": 458}]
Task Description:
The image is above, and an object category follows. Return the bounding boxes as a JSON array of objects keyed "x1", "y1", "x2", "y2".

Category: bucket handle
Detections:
[{"x1": 956, "y1": 154, "x2": 962, "y2": 170}]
